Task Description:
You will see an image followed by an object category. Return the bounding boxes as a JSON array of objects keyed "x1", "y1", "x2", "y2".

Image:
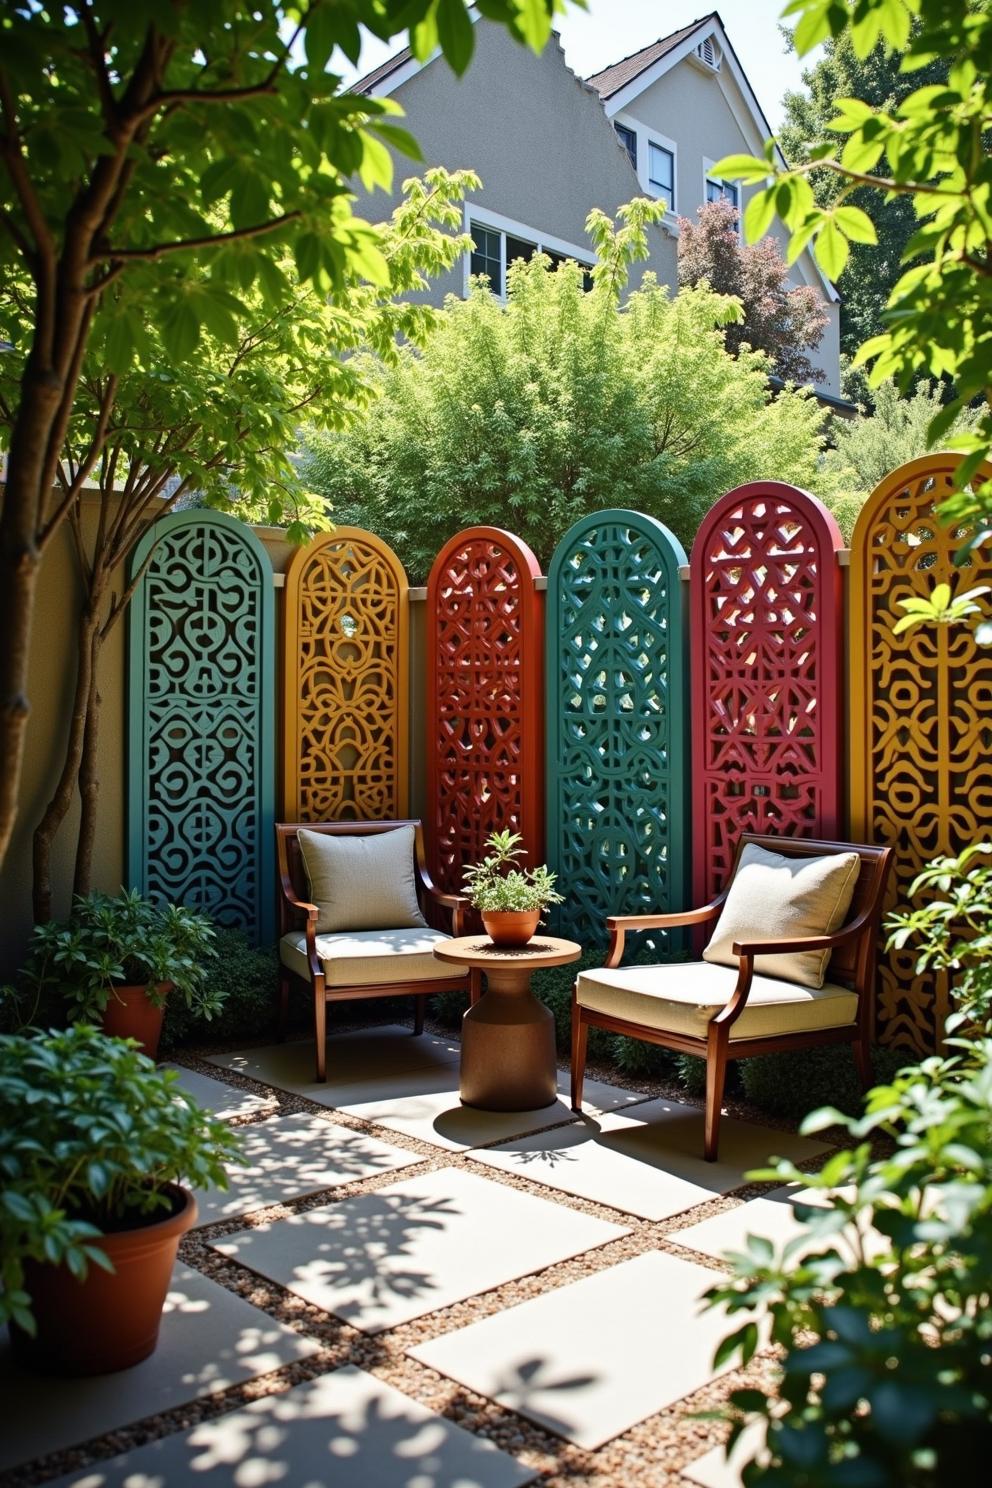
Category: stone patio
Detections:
[{"x1": 4, "y1": 1023, "x2": 833, "y2": 1488}]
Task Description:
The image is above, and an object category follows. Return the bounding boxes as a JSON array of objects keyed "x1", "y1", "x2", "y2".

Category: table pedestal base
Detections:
[{"x1": 459, "y1": 966, "x2": 558, "y2": 1111}]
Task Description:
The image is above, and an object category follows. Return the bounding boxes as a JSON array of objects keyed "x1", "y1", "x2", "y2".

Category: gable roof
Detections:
[
  {"x1": 586, "y1": 16, "x2": 714, "y2": 99},
  {"x1": 353, "y1": 43, "x2": 414, "y2": 96}
]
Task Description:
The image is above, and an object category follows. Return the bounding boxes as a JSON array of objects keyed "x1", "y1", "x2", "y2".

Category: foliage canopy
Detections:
[
  {"x1": 677, "y1": 199, "x2": 828, "y2": 385},
  {"x1": 303, "y1": 202, "x2": 826, "y2": 578},
  {"x1": 714, "y1": 0, "x2": 992, "y2": 522}
]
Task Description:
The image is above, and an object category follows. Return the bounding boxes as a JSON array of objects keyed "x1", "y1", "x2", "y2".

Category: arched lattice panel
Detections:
[
  {"x1": 546, "y1": 510, "x2": 689, "y2": 949},
  {"x1": 690, "y1": 482, "x2": 844, "y2": 906},
  {"x1": 128, "y1": 511, "x2": 275, "y2": 942},
  {"x1": 283, "y1": 528, "x2": 409, "y2": 822},
  {"x1": 851, "y1": 453, "x2": 992, "y2": 1053},
  {"x1": 426, "y1": 528, "x2": 544, "y2": 896}
]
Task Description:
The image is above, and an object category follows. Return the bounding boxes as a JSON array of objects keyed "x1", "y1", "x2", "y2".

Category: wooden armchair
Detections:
[
  {"x1": 571, "y1": 834, "x2": 893, "y2": 1160},
  {"x1": 276, "y1": 819, "x2": 477, "y2": 1081}
]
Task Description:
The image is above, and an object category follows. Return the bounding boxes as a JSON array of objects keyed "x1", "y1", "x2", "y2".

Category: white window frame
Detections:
[
  {"x1": 463, "y1": 205, "x2": 596, "y2": 299},
  {"x1": 703, "y1": 156, "x2": 743, "y2": 237},
  {"x1": 612, "y1": 113, "x2": 679, "y2": 233}
]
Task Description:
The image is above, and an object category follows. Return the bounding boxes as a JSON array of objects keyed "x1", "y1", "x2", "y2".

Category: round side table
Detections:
[{"x1": 433, "y1": 935, "x2": 582, "y2": 1112}]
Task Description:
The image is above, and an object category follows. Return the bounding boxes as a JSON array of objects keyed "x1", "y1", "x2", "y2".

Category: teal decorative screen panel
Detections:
[
  {"x1": 546, "y1": 510, "x2": 689, "y2": 949},
  {"x1": 127, "y1": 511, "x2": 275, "y2": 942}
]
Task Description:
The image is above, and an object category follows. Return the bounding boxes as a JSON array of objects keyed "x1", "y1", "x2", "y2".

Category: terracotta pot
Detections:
[
  {"x1": 481, "y1": 909, "x2": 541, "y2": 947},
  {"x1": 13, "y1": 1182, "x2": 197, "y2": 1376},
  {"x1": 100, "y1": 981, "x2": 172, "y2": 1058}
]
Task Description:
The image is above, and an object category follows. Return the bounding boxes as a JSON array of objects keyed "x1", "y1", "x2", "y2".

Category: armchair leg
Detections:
[
  {"x1": 571, "y1": 997, "x2": 588, "y2": 1112},
  {"x1": 277, "y1": 969, "x2": 290, "y2": 1041},
  {"x1": 704, "y1": 1028, "x2": 729, "y2": 1162},
  {"x1": 313, "y1": 979, "x2": 327, "y2": 1082},
  {"x1": 413, "y1": 995, "x2": 426, "y2": 1036},
  {"x1": 853, "y1": 1033, "x2": 873, "y2": 1092}
]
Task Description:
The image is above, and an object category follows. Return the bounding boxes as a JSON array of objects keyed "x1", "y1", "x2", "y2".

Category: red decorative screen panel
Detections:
[
  {"x1": 426, "y1": 527, "x2": 544, "y2": 896},
  {"x1": 690, "y1": 481, "x2": 844, "y2": 905}
]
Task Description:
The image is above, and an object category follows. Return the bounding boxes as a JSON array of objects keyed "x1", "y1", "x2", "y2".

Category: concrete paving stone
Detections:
[
  {"x1": 411, "y1": 1250, "x2": 735, "y2": 1450},
  {"x1": 213, "y1": 1166, "x2": 628, "y2": 1334},
  {"x1": 0, "y1": 1266, "x2": 319, "y2": 1473},
  {"x1": 43, "y1": 1366, "x2": 537, "y2": 1488},
  {"x1": 192, "y1": 1112, "x2": 424, "y2": 1225},
  {"x1": 675, "y1": 1183, "x2": 880, "y2": 1266},
  {"x1": 204, "y1": 1025, "x2": 463, "y2": 1109},
  {"x1": 339, "y1": 1072, "x2": 651, "y2": 1152},
  {"x1": 681, "y1": 1422, "x2": 768, "y2": 1487},
  {"x1": 162, "y1": 1062, "x2": 274, "y2": 1117},
  {"x1": 472, "y1": 1099, "x2": 829, "y2": 1221}
]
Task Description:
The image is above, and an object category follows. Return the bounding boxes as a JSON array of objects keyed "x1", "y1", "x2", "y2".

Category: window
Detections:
[
  {"x1": 648, "y1": 142, "x2": 675, "y2": 210},
  {"x1": 705, "y1": 178, "x2": 739, "y2": 209},
  {"x1": 468, "y1": 218, "x2": 594, "y2": 298},
  {"x1": 614, "y1": 122, "x2": 637, "y2": 171},
  {"x1": 470, "y1": 225, "x2": 502, "y2": 292}
]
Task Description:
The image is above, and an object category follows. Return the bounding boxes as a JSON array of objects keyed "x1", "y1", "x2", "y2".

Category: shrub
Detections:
[
  {"x1": 302, "y1": 202, "x2": 825, "y2": 580},
  {"x1": 706, "y1": 843, "x2": 992, "y2": 1484},
  {"x1": 160, "y1": 929, "x2": 280, "y2": 1050},
  {"x1": 23, "y1": 890, "x2": 219, "y2": 1025},
  {"x1": 740, "y1": 1043, "x2": 907, "y2": 1120},
  {"x1": 0, "y1": 1025, "x2": 240, "y2": 1334}
]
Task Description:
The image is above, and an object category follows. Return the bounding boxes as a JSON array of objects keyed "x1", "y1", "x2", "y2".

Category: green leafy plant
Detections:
[
  {"x1": 302, "y1": 201, "x2": 825, "y2": 579},
  {"x1": 160, "y1": 928, "x2": 280, "y2": 1050},
  {"x1": 712, "y1": 0, "x2": 992, "y2": 534},
  {"x1": 462, "y1": 830, "x2": 564, "y2": 915},
  {"x1": 0, "y1": 1024, "x2": 240, "y2": 1334},
  {"x1": 703, "y1": 842, "x2": 992, "y2": 1485},
  {"x1": 23, "y1": 889, "x2": 219, "y2": 1025}
]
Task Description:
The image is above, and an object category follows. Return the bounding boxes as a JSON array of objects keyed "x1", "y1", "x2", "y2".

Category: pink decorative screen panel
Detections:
[{"x1": 690, "y1": 481, "x2": 844, "y2": 905}]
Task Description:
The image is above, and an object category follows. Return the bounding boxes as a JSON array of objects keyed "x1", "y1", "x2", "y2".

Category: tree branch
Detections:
[{"x1": 95, "y1": 210, "x2": 302, "y2": 266}]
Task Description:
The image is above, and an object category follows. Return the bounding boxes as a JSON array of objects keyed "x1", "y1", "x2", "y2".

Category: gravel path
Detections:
[{"x1": 9, "y1": 1015, "x2": 829, "y2": 1488}]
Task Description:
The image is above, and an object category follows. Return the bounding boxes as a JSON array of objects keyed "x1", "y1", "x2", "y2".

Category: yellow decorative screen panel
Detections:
[
  {"x1": 282, "y1": 527, "x2": 409, "y2": 822},
  {"x1": 849, "y1": 454, "x2": 992, "y2": 1053}
]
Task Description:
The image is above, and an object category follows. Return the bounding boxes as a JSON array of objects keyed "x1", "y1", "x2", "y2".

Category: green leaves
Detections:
[
  {"x1": 892, "y1": 581, "x2": 990, "y2": 634},
  {"x1": 0, "y1": 1024, "x2": 243, "y2": 1334}
]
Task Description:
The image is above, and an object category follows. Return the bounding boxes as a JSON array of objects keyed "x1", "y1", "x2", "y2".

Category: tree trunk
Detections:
[
  {"x1": 0, "y1": 369, "x2": 66, "y2": 873},
  {"x1": 73, "y1": 643, "x2": 103, "y2": 899},
  {"x1": 31, "y1": 602, "x2": 101, "y2": 922}
]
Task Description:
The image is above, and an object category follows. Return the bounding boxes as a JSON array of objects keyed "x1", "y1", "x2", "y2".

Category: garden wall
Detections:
[{"x1": 3, "y1": 454, "x2": 989, "y2": 1055}]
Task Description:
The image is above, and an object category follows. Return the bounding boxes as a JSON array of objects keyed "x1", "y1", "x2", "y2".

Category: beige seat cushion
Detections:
[
  {"x1": 297, "y1": 826, "x2": 427, "y2": 934},
  {"x1": 280, "y1": 927, "x2": 468, "y2": 989},
  {"x1": 576, "y1": 961, "x2": 858, "y2": 1043},
  {"x1": 703, "y1": 843, "x2": 861, "y2": 989}
]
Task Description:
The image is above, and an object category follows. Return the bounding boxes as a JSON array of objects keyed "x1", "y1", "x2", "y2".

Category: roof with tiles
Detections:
[{"x1": 585, "y1": 15, "x2": 716, "y2": 98}]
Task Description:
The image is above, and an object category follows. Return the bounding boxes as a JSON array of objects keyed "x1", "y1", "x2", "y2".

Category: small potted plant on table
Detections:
[
  {"x1": 25, "y1": 889, "x2": 220, "y2": 1057},
  {"x1": 0, "y1": 1024, "x2": 240, "y2": 1375},
  {"x1": 463, "y1": 830, "x2": 564, "y2": 947}
]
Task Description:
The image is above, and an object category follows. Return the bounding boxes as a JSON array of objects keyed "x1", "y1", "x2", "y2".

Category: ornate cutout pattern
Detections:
[
  {"x1": 691, "y1": 482, "x2": 844, "y2": 905},
  {"x1": 127, "y1": 511, "x2": 275, "y2": 941},
  {"x1": 850, "y1": 455, "x2": 992, "y2": 1053},
  {"x1": 426, "y1": 528, "x2": 544, "y2": 896},
  {"x1": 283, "y1": 528, "x2": 409, "y2": 821},
  {"x1": 546, "y1": 511, "x2": 689, "y2": 948}
]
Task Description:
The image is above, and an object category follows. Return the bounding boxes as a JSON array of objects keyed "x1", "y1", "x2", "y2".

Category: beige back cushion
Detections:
[
  {"x1": 703, "y1": 843, "x2": 861, "y2": 988},
  {"x1": 298, "y1": 826, "x2": 427, "y2": 934}
]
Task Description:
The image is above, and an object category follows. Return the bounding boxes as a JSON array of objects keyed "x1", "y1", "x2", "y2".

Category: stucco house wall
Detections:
[{"x1": 351, "y1": 20, "x2": 678, "y2": 298}]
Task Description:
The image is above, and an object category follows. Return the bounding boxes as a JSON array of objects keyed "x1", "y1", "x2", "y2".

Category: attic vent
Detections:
[{"x1": 696, "y1": 36, "x2": 721, "y2": 70}]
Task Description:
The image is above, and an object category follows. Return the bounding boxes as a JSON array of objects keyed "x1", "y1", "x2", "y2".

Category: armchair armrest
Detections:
[
  {"x1": 604, "y1": 898, "x2": 725, "y2": 969},
  {"x1": 731, "y1": 906, "x2": 875, "y2": 958},
  {"x1": 714, "y1": 907, "x2": 877, "y2": 1032},
  {"x1": 415, "y1": 860, "x2": 468, "y2": 935}
]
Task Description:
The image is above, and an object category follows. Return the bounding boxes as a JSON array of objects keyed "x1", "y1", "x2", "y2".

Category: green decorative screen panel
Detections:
[
  {"x1": 127, "y1": 510, "x2": 275, "y2": 942},
  {"x1": 546, "y1": 510, "x2": 689, "y2": 949}
]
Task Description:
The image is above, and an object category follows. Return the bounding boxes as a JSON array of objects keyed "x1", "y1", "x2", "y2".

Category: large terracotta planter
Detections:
[
  {"x1": 12, "y1": 1183, "x2": 197, "y2": 1376},
  {"x1": 481, "y1": 909, "x2": 541, "y2": 948},
  {"x1": 100, "y1": 981, "x2": 172, "y2": 1058}
]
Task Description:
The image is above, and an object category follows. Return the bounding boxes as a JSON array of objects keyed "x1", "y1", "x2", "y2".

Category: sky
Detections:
[{"x1": 338, "y1": 1, "x2": 815, "y2": 133}]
